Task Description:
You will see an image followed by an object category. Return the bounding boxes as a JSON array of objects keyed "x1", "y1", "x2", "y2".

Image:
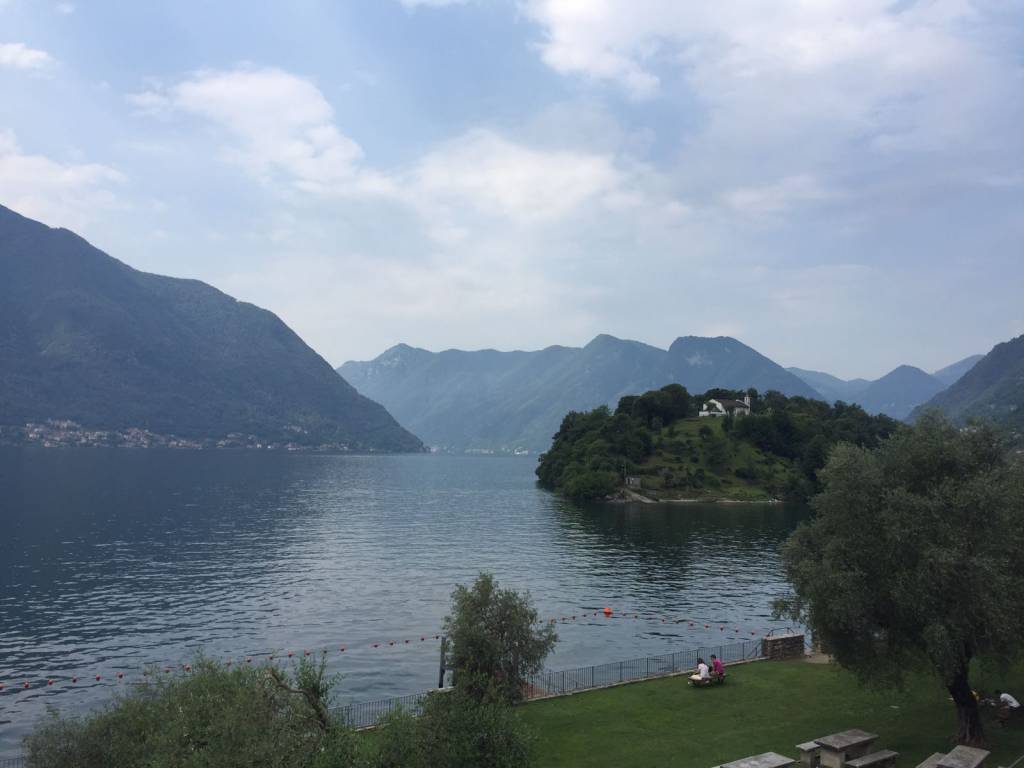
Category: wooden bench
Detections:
[
  {"x1": 846, "y1": 750, "x2": 898, "y2": 768},
  {"x1": 916, "y1": 753, "x2": 946, "y2": 768},
  {"x1": 796, "y1": 741, "x2": 821, "y2": 768},
  {"x1": 690, "y1": 672, "x2": 726, "y2": 687},
  {"x1": 718, "y1": 752, "x2": 795, "y2": 768},
  {"x1": 814, "y1": 729, "x2": 879, "y2": 768},
  {"x1": 936, "y1": 746, "x2": 989, "y2": 768}
]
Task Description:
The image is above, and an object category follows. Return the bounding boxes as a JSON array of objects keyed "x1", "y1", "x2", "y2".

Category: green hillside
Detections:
[
  {"x1": 915, "y1": 332, "x2": 1024, "y2": 441},
  {"x1": 0, "y1": 204, "x2": 423, "y2": 451},
  {"x1": 536, "y1": 385, "x2": 900, "y2": 502},
  {"x1": 631, "y1": 417, "x2": 798, "y2": 501}
]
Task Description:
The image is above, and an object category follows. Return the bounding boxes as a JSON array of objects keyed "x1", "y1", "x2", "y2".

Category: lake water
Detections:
[{"x1": 0, "y1": 448, "x2": 807, "y2": 756}]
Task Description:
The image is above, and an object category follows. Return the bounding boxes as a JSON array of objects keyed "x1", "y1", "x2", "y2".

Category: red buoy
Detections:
[
  {"x1": 48, "y1": 680, "x2": 54, "y2": 686},
  {"x1": 23, "y1": 681, "x2": 29, "y2": 689},
  {"x1": 95, "y1": 675, "x2": 101, "y2": 681},
  {"x1": 603, "y1": 607, "x2": 612, "y2": 617}
]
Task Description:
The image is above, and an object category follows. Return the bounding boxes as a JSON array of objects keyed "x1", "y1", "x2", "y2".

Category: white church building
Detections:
[{"x1": 699, "y1": 394, "x2": 752, "y2": 418}]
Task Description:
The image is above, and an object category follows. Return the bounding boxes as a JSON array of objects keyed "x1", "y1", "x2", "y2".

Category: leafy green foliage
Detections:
[
  {"x1": 445, "y1": 573, "x2": 557, "y2": 705},
  {"x1": 777, "y1": 414, "x2": 1024, "y2": 745},
  {"x1": 374, "y1": 690, "x2": 534, "y2": 768},
  {"x1": 537, "y1": 386, "x2": 898, "y2": 501},
  {"x1": 24, "y1": 655, "x2": 352, "y2": 768}
]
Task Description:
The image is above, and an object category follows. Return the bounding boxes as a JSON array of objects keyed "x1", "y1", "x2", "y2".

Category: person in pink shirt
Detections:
[{"x1": 710, "y1": 654, "x2": 725, "y2": 677}]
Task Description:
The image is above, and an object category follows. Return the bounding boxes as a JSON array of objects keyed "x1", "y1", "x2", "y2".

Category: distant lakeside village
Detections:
[
  {"x1": 0, "y1": 420, "x2": 347, "y2": 452},
  {"x1": 0, "y1": 419, "x2": 531, "y2": 454}
]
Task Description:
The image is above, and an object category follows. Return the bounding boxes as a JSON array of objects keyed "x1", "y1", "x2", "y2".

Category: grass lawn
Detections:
[
  {"x1": 638, "y1": 417, "x2": 797, "y2": 502},
  {"x1": 518, "y1": 659, "x2": 1024, "y2": 768}
]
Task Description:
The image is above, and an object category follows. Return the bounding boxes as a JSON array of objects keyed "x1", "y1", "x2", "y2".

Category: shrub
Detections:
[
  {"x1": 374, "y1": 690, "x2": 534, "y2": 768},
  {"x1": 24, "y1": 655, "x2": 347, "y2": 768},
  {"x1": 445, "y1": 573, "x2": 557, "y2": 705}
]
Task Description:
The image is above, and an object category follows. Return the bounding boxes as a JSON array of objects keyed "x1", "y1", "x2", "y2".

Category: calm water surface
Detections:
[{"x1": 0, "y1": 449, "x2": 807, "y2": 755}]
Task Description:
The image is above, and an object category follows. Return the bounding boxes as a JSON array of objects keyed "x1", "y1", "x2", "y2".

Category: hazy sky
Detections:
[{"x1": 2, "y1": 0, "x2": 1022, "y2": 378}]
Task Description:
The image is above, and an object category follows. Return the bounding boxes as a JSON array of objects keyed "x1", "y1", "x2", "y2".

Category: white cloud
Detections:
[
  {"x1": 0, "y1": 42, "x2": 54, "y2": 70},
  {"x1": 131, "y1": 67, "x2": 676, "y2": 238},
  {"x1": 0, "y1": 129, "x2": 124, "y2": 229},
  {"x1": 129, "y1": 68, "x2": 393, "y2": 196},
  {"x1": 410, "y1": 129, "x2": 622, "y2": 225},
  {"x1": 726, "y1": 175, "x2": 835, "y2": 216}
]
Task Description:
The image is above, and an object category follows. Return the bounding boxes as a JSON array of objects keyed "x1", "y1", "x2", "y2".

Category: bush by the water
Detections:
[
  {"x1": 444, "y1": 573, "x2": 558, "y2": 705},
  {"x1": 374, "y1": 689, "x2": 533, "y2": 768},
  {"x1": 24, "y1": 573, "x2": 549, "y2": 768},
  {"x1": 24, "y1": 655, "x2": 360, "y2": 768}
]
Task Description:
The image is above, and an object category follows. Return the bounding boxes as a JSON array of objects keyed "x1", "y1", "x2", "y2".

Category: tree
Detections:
[
  {"x1": 777, "y1": 414, "x2": 1024, "y2": 746},
  {"x1": 445, "y1": 573, "x2": 558, "y2": 704}
]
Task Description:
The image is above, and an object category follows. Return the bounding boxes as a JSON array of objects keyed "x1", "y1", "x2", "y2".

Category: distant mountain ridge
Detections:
[
  {"x1": 915, "y1": 334, "x2": 1024, "y2": 437},
  {"x1": 339, "y1": 334, "x2": 818, "y2": 451},
  {"x1": 0, "y1": 204, "x2": 422, "y2": 451},
  {"x1": 788, "y1": 354, "x2": 982, "y2": 420}
]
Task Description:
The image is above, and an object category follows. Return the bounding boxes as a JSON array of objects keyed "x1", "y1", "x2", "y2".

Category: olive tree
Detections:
[
  {"x1": 444, "y1": 573, "x2": 557, "y2": 704},
  {"x1": 778, "y1": 414, "x2": 1024, "y2": 746}
]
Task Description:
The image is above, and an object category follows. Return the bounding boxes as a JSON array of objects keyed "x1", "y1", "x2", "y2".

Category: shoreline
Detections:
[{"x1": 610, "y1": 490, "x2": 783, "y2": 505}]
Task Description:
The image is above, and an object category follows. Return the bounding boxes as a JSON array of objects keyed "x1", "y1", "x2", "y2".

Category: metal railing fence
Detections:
[
  {"x1": 524, "y1": 637, "x2": 761, "y2": 699},
  {"x1": 332, "y1": 637, "x2": 763, "y2": 728}
]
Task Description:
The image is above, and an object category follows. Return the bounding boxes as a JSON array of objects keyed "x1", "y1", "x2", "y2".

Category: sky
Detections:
[{"x1": 1, "y1": 0, "x2": 1022, "y2": 379}]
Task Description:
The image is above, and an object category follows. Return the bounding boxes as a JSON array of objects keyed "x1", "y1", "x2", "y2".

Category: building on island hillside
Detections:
[{"x1": 699, "y1": 395, "x2": 752, "y2": 418}]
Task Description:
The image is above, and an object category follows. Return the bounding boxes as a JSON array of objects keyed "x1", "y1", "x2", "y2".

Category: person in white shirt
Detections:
[
  {"x1": 997, "y1": 690, "x2": 1020, "y2": 709},
  {"x1": 690, "y1": 658, "x2": 710, "y2": 683}
]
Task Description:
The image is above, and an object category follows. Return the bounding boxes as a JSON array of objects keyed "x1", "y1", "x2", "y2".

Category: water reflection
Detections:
[{"x1": 0, "y1": 450, "x2": 806, "y2": 756}]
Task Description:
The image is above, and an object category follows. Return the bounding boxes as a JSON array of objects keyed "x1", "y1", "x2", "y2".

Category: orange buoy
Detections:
[{"x1": 603, "y1": 607, "x2": 613, "y2": 617}]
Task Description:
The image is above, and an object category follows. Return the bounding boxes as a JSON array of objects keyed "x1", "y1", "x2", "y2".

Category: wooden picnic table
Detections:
[
  {"x1": 720, "y1": 752, "x2": 796, "y2": 768},
  {"x1": 814, "y1": 729, "x2": 879, "y2": 768},
  {"x1": 936, "y1": 746, "x2": 990, "y2": 768}
]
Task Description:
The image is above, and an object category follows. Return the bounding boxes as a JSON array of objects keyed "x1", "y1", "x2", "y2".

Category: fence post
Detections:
[
  {"x1": 438, "y1": 635, "x2": 447, "y2": 688},
  {"x1": 619, "y1": 660, "x2": 623, "y2": 683}
]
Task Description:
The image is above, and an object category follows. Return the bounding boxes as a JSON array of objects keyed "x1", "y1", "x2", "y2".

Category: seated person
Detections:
[
  {"x1": 997, "y1": 690, "x2": 1020, "y2": 711},
  {"x1": 690, "y1": 657, "x2": 710, "y2": 683},
  {"x1": 710, "y1": 654, "x2": 725, "y2": 677}
]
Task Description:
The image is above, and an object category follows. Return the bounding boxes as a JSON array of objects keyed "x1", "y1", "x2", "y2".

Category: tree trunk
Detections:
[{"x1": 947, "y1": 663, "x2": 985, "y2": 747}]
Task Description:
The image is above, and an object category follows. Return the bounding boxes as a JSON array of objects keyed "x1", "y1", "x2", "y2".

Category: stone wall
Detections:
[{"x1": 762, "y1": 632, "x2": 806, "y2": 660}]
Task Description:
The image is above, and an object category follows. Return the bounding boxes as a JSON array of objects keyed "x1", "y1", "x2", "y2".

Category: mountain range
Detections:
[
  {"x1": 787, "y1": 355, "x2": 982, "y2": 420},
  {"x1": 0, "y1": 204, "x2": 422, "y2": 451},
  {"x1": 914, "y1": 334, "x2": 1024, "y2": 435},
  {"x1": 338, "y1": 334, "x2": 820, "y2": 452}
]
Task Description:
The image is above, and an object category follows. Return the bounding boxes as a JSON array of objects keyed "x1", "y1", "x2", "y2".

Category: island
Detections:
[{"x1": 535, "y1": 384, "x2": 899, "y2": 502}]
